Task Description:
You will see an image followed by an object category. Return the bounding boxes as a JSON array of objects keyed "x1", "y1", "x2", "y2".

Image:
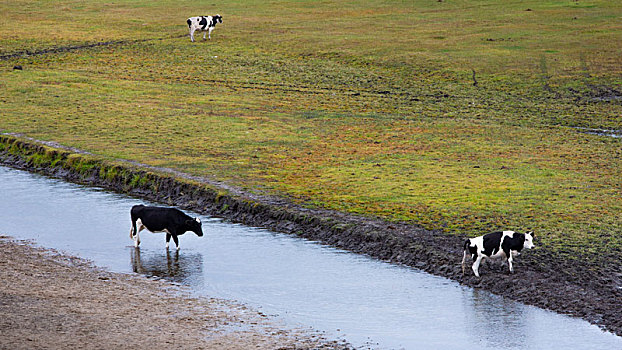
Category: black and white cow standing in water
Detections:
[
  {"x1": 187, "y1": 14, "x2": 223, "y2": 42},
  {"x1": 462, "y1": 231, "x2": 535, "y2": 277},
  {"x1": 130, "y1": 205, "x2": 203, "y2": 250}
]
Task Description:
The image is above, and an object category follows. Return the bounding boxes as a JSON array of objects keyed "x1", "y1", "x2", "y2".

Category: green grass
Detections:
[{"x1": 1, "y1": 0, "x2": 621, "y2": 265}]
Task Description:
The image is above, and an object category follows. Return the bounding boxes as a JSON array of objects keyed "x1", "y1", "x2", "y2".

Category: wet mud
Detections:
[{"x1": 1, "y1": 135, "x2": 621, "y2": 337}]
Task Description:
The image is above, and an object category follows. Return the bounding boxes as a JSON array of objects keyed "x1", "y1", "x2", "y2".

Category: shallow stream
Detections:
[{"x1": 1, "y1": 166, "x2": 620, "y2": 349}]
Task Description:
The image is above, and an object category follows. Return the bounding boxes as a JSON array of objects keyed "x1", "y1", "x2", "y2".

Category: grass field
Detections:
[{"x1": 1, "y1": 0, "x2": 621, "y2": 263}]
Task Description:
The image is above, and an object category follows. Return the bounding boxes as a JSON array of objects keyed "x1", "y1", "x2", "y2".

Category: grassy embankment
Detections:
[{"x1": 1, "y1": 0, "x2": 621, "y2": 264}]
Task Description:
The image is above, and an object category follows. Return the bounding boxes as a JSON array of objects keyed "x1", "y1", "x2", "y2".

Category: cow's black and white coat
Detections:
[
  {"x1": 130, "y1": 205, "x2": 203, "y2": 250},
  {"x1": 462, "y1": 230, "x2": 535, "y2": 277},
  {"x1": 187, "y1": 15, "x2": 223, "y2": 42}
]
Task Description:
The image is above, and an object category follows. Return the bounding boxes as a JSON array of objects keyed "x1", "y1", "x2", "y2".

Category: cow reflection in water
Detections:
[
  {"x1": 130, "y1": 248, "x2": 203, "y2": 286},
  {"x1": 462, "y1": 289, "x2": 528, "y2": 348}
]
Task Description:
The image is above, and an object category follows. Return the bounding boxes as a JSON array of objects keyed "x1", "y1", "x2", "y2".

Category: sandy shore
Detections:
[{"x1": 0, "y1": 236, "x2": 350, "y2": 350}]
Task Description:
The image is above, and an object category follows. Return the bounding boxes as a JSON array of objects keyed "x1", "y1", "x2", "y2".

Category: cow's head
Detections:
[
  {"x1": 523, "y1": 231, "x2": 535, "y2": 249},
  {"x1": 214, "y1": 14, "x2": 223, "y2": 24},
  {"x1": 187, "y1": 217, "x2": 203, "y2": 237}
]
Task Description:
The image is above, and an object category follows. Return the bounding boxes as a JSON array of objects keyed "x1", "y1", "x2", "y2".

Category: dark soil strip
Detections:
[
  {"x1": 1, "y1": 134, "x2": 621, "y2": 337},
  {"x1": 0, "y1": 35, "x2": 185, "y2": 61},
  {"x1": 0, "y1": 40, "x2": 131, "y2": 61}
]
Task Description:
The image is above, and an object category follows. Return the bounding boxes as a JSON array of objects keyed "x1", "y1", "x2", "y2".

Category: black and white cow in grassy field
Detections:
[
  {"x1": 187, "y1": 15, "x2": 223, "y2": 42},
  {"x1": 462, "y1": 231, "x2": 535, "y2": 277},
  {"x1": 130, "y1": 205, "x2": 203, "y2": 250}
]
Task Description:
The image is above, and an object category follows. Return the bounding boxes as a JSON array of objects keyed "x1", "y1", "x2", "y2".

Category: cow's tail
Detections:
[
  {"x1": 461, "y1": 239, "x2": 470, "y2": 275},
  {"x1": 129, "y1": 206, "x2": 138, "y2": 239},
  {"x1": 130, "y1": 220, "x2": 136, "y2": 239},
  {"x1": 187, "y1": 18, "x2": 192, "y2": 28}
]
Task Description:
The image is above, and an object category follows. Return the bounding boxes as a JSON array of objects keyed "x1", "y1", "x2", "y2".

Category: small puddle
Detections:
[
  {"x1": 0, "y1": 166, "x2": 620, "y2": 349},
  {"x1": 572, "y1": 127, "x2": 622, "y2": 138}
]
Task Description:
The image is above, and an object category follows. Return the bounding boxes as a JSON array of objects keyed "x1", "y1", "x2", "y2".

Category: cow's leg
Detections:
[
  {"x1": 507, "y1": 253, "x2": 514, "y2": 274},
  {"x1": 502, "y1": 248, "x2": 514, "y2": 273},
  {"x1": 208, "y1": 27, "x2": 214, "y2": 39},
  {"x1": 472, "y1": 255, "x2": 483, "y2": 278},
  {"x1": 130, "y1": 216, "x2": 139, "y2": 238},
  {"x1": 166, "y1": 233, "x2": 172, "y2": 250},
  {"x1": 172, "y1": 235, "x2": 180, "y2": 250},
  {"x1": 461, "y1": 250, "x2": 468, "y2": 275},
  {"x1": 203, "y1": 30, "x2": 207, "y2": 41},
  {"x1": 130, "y1": 219, "x2": 141, "y2": 247},
  {"x1": 189, "y1": 27, "x2": 195, "y2": 42}
]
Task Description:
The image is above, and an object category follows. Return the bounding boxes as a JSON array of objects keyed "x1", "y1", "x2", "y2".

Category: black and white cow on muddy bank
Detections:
[
  {"x1": 187, "y1": 15, "x2": 223, "y2": 42},
  {"x1": 462, "y1": 231, "x2": 535, "y2": 277},
  {"x1": 130, "y1": 205, "x2": 203, "y2": 250}
]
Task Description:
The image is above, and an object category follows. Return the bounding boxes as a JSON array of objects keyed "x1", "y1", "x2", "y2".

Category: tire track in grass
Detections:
[
  {"x1": 1, "y1": 35, "x2": 456, "y2": 102},
  {"x1": 0, "y1": 35, "x2": 186, "y2": 61}
]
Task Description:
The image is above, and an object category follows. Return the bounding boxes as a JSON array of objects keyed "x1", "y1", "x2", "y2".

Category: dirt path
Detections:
[{"x1": 0, "y1": 236, "x2": 349, "y2": 350}]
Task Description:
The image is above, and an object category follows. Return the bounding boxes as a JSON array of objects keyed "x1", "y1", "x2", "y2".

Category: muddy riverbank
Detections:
[
  {"x1": 0, "y1": 237, "x2": 349, "y2": 349},
  {"x1": 1, "y1": 134, "x2": 621, "y2": 337}
]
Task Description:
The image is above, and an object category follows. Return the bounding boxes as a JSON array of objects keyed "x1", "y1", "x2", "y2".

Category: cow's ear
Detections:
[{"x1": 527, "y1": 231, "x2": 534, "y2": 238}]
